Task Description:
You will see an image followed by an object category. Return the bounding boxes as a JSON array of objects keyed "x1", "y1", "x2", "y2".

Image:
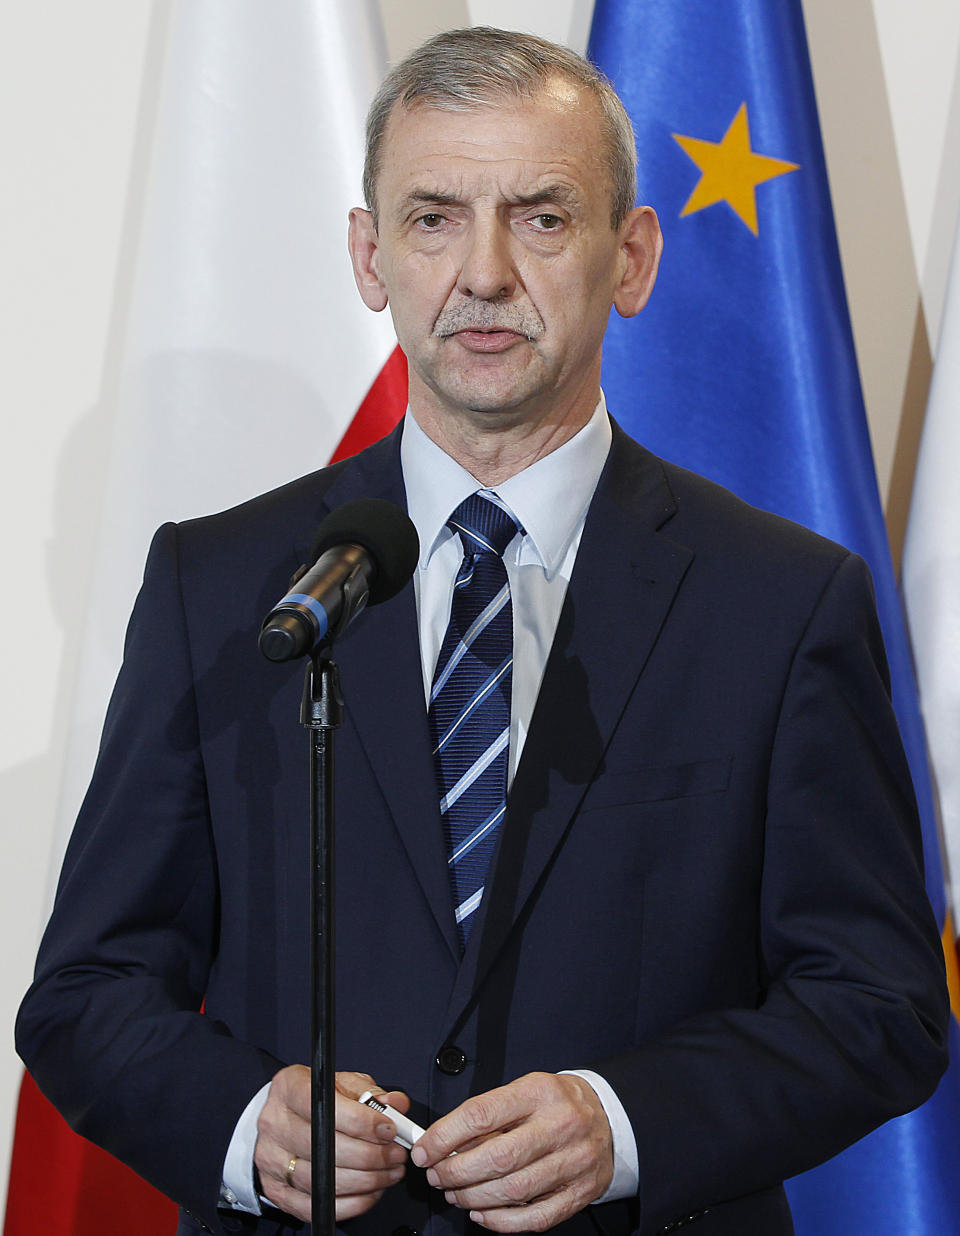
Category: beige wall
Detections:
[{"x1": 1, "y1": 0, "x2": 958, "y2": 1211}]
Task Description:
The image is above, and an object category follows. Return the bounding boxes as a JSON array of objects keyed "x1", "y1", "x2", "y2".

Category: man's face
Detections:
[{"x1": 349, "y1": 81, "x2": 661, "y2": 435}]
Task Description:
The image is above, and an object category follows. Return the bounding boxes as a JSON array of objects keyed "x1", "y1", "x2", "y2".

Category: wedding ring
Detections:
[{"x1": 285, "y1": 1155, "x2": 299, "y2": 1187}]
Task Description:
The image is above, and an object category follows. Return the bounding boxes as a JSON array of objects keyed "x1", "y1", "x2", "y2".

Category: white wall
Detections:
[
  {"x1": 0, "y1": 0, "x2": 162, "y2": 1210},
  {"x1": 2, "y1": 0, "x2": 958, "y2": 1214}
]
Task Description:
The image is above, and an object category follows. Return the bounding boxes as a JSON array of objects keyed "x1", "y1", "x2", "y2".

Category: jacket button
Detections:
[
  {"x1": 392, "y1": 1228, "x2": 419, "y2": 1236},
  {"x1": 436, "y1": 1044, "x2": 467, "y2": 1075}
]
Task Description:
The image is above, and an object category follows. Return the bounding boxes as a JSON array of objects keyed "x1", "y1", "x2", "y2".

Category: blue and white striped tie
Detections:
[{"x1": 429, "y1": 493, "x2": 519, "y2": 947}]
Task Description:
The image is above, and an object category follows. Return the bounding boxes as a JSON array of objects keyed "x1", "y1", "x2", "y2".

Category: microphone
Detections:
[{"x1": 259, "y1": 498, "x2": 419, "y2": 662}]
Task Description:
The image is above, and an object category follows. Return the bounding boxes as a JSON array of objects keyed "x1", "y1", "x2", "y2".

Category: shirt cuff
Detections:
[
  {"x1": 561, "y1": 1069, "x2": 639, "y2": 1203},
  {"x1": 220, "y1": 1081, "x2": 272, "y2": 1213}
]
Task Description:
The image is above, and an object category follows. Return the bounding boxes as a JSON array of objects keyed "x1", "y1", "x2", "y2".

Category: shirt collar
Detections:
[{"x1": 400, "y1": 395, "x2": 612, "y2": 577}]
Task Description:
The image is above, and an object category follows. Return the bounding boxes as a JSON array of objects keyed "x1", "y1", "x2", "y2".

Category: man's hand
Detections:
[
  {"x1": 255, "y1": 1066, "x2": 411, "y2": 1222},
  {"x1": 410, "y1": 1072, "x2": 613, "y2": 1231}
]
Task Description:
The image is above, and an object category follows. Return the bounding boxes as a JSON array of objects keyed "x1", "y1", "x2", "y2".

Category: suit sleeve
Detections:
[
  {"x1": 16, "y1": 523, "x2": 284, "y2": 1233},
  {"x1": 596, "y1": 551, "x2": 950, "y2": 1232}
]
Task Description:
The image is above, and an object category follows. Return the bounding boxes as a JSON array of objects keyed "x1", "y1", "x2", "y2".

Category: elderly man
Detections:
[{"x1": 18, "y1": 26, "x2": 947, "y2": 1236}]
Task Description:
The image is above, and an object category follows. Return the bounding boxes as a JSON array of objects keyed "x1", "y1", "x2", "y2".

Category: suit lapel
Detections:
[
  {"x1": 305, "y1": 431, "x2": 460, "y2": 960},
  {"x1": 300, "y1": 424, "x2": 697, "y2": 990},
  {"x1": 447, "y1": 426, "x2": 695, "y2": 1017}
]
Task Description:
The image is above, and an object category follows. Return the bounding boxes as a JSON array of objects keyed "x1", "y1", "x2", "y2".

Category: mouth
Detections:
[
  {"x1": 449, "y1": 327, "x2": 527, "y2": 353},
  {"x1": 433, "y1": 301, "x2": 545, "y2": 348}
]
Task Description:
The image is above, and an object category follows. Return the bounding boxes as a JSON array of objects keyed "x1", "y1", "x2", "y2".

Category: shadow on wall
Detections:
[{"x1": 43, "y1": 349, "x2": 334, "y2": 897}]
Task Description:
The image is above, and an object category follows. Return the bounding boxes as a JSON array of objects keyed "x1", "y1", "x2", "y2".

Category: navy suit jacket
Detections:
[{"x1": 18, "y1": 422, "x2": 948, "y2": 1236}]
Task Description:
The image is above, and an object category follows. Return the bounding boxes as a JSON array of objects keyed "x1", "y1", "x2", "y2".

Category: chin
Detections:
[
  {"x1": 447, "y1": 395, "x2": 539, "y2": 426},
  {"x1": 410, "y1": 349, "x2": 551, "y2": 421},
  {"x1": 437, "y1": 372, "x2": 546, "y2": 418}
]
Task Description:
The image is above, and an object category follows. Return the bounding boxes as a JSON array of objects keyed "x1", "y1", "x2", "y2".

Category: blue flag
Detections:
[{"x1": 588, "y1": 1, "x2": 960, "y2": 1230}]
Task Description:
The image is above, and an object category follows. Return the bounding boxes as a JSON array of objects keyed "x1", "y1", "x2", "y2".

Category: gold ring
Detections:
[{"x1": 285, "y1": 1156, "x2": 299, "y2": 1187}]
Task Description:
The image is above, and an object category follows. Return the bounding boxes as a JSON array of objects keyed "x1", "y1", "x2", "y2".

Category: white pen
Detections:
[{"x1": 358, "y1": 1089, "x2": 427, "y2": 1150}]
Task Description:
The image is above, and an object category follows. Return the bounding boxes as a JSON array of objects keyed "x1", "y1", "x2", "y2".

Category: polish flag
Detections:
[{"x1": 5, "y1": 4, "x2": 403, "y2": 1232}]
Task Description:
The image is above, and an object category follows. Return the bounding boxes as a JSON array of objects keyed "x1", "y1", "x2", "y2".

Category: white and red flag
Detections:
[{"x1": 6, "y1": 3, "x2": 403, "y2": 1232}]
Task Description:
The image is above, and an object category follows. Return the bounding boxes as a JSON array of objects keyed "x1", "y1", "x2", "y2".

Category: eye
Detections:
[
  {"x1": 416, "y1": 212, "x2": 445, "y2": 229},
  {"x1": 532, "y1": 213, "x2": 563, "y2": 230}
]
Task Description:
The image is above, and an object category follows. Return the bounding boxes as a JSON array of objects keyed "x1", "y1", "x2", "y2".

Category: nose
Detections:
[{"x1": 455, "y1": 216, "x2": 517, "y2": 301}]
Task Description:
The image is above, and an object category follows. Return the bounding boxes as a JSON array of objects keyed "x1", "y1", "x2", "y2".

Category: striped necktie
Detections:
[{"x1": 428, "y1": 493, "x2": 519, "y2": 947}]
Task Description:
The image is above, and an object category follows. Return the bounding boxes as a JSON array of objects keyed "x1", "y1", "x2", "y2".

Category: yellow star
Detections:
[{"x1": 672, "y1": 103, "x2": 799, "y2": 235}]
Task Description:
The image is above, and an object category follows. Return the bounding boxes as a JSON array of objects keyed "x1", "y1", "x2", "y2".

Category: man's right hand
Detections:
[{"x1": 255, "y1": 1066, "x2": 411, "y2": 1222}]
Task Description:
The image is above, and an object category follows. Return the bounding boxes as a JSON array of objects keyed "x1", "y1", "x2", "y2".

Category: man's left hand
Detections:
[{"x1": 410, "y1": 1072, "x2": 613, "y2": 1231}]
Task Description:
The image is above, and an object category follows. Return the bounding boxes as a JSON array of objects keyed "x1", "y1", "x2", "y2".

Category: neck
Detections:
[{"x1": 409, "y1": 392, "x2": 600, "y2": 487}]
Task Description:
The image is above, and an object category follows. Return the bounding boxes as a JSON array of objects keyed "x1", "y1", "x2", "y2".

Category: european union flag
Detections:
[{"x1": 589, "y1": 1, "x2": 960, "y2": 1230}]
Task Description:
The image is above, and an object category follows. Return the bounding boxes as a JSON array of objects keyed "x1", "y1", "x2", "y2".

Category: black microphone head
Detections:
[{"x1": 310, "y1": 498, "x2": 419, "y2": 605}]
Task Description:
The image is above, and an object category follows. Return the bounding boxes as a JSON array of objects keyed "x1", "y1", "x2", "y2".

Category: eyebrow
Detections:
[
  {"x1": 401, "y1": 189, "x2": 462, "y2": 211},
  {"x1": 508, "y1": 184, "x2": 582, "y2": 211},
  {"x1": 398, "y1": 183, "x2": 583, "y2": 216}
]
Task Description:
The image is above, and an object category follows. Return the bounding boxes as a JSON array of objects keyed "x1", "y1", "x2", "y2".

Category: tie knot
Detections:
[{"x1": 448, "y1": 493, "x2": 518, "y2": 558}]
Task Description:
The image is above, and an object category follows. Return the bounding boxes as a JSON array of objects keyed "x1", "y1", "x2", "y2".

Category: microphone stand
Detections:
[
  {"x1": 259, "y1": 501, "x2": 418, "y2": 1230},
  {"x1": 301, "y1": 650, "x2": 343, "y2": 1234}
]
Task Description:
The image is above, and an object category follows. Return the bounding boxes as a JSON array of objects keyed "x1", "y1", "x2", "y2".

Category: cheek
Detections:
[
  {"x1": 564, "y1": 264, "x2": 621, "y2": 339},
  {"x1": 527, "y1": 272, "x2": 605, "y2": 342},
  {"x1": 524, "y1": 245, "x2": 615, "y2": 311},
  {"x1": 390, "y1": 253, "x2": 458, "y2": 316}
]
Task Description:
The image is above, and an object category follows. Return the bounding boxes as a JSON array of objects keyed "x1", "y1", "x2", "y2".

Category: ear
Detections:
[
  {"x1": 612, "y1": 205, "x2": 663, "y2": 319},
  {"x1": 348, "y1": 207, "x2": 389, "y2": 312}
]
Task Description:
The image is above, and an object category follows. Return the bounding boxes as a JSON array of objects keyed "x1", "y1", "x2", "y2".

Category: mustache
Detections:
[{"x1": 433, "y1": 300, "x2": 545, "y2": 341}]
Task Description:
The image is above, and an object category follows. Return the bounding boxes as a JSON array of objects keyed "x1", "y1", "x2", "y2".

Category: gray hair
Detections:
[{"x1": 363, "y1": 26, "x2": 637, "y2": 229}]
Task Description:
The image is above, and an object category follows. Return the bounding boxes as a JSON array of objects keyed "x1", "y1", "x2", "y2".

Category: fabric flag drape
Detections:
[
  {"x1": 5, "y1": 2, "x2": 404, "y2": 1232},
  {"x1": 588, "y1": 0, "x2": 960, "y2": 1231},
  {"x1": 903, "y1": 214, "x2": 960, "y2": 956}
]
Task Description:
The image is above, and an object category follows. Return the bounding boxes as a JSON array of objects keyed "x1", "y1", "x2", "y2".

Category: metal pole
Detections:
[{"x1": 301, "y1": 655, "x2": 344, "y2": 1233}]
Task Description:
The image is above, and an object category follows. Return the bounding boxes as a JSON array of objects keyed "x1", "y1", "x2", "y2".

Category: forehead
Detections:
[{"x1": 377, "y1": 85, "x2": 612, "y2": 207}]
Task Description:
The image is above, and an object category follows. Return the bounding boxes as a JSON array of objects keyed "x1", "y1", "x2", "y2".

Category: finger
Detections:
[
  {"x1": 335, "y1": 1087, "x2": 404, "y2": 1143},
  {"x1": 267, "y1": 1144, "x2": 407, "y2": 1218},
  {"x1": 335, "y1": 1190, "x2": 385, "y2": 1222},
  {"x1": 459, "y1": 1148, "x2": 602, "y2": 1233},
  {"x1": 381, "y1": 1088, "x2": 412, "y2": 1117},
  {"x1": 287, "y1": 1152, "x2": 312, "y2": 1196},
  {"x1": 261, "y1": 1155, "x2": 313, "y2": 1223},
  {"x1": 413, "y1": 1078, "x2": 536, "y2": 1166},
  {"x1": 469, "y1": 1185, "x2": 585, "y2": 1233},
  {"x1": 334, "y1": 1075, "x2": 411, "y2": 1116},
  {"x1": 334, "y1": 1070, "x2": 380, "y2": 1101},
  {"x1": 424, "y1": 1114, "x2": 557, "y2": 1192},
  {"x1": 255, "y1": 1117, "x2": 312, "y2": 1181},
  {"x1": 335, "y1": 1128, "x2": 409, "y2": 1171},
  {"x1": 273, "y1": 1184, "x2": 312, "y2": 1224},
  {"x1": 335, "y1": 1160, "x2": 407, "y2": 1198},
  {"x1": 437, "y1": 1137, "x2": 568, "y2": 1209}
]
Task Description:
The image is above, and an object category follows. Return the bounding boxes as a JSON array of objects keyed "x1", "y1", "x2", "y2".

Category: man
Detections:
[{"x1": 17, "y1": 26, "x2": 948, "y2": 1236}]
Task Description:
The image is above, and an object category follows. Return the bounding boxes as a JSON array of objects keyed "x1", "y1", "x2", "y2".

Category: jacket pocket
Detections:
[{"x1": 580, "y1": 756, "x2": 732, "y2": 811}]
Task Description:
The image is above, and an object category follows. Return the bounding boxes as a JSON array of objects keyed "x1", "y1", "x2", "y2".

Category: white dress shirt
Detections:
[
  {"x1": 222, "y1": 397, "x2": 639, "y2": 1211},
  {"x1": 403, "y1": 402, "x2": 606, "y2": 781}
]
